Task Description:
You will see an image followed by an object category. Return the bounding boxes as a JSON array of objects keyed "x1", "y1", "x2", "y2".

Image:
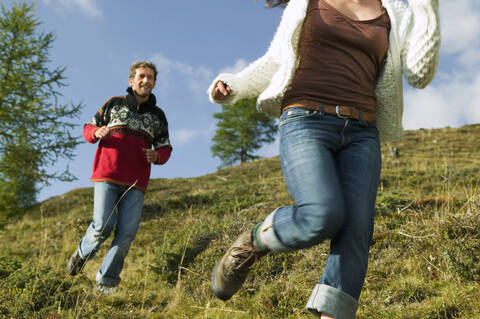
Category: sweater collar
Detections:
[{"x1": 126, "y1": 87, "x2": 156, "y2": 110}]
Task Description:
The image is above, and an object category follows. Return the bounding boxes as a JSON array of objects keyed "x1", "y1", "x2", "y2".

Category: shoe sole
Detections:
[
  {"x1": 96, "y1": 286, "x2": 118, "y2": 295},
  {"x1": 211, "y1": 260, "x2": 233, "y2": 301}
]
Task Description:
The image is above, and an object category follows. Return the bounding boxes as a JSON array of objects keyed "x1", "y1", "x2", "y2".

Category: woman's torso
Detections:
[{"x1": 281, "y1": 0, "x2": 391, "y2": 113}]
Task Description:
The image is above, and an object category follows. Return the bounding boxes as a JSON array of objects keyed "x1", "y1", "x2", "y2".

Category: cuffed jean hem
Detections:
[
  {"x1": 306, "y1": 284, "x2": 358, "y2": 319},
  {"x1": 259, "y1": 209, "x2": 294, "y2": 253}
]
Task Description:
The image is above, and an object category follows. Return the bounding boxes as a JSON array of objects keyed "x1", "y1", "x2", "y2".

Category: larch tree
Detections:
[
  {"x1": 211, "y1": 98, "x2": 278, "y2": 167},
  {"x1": 0, "y1": 2, "x2": 83, "y2": 223}
]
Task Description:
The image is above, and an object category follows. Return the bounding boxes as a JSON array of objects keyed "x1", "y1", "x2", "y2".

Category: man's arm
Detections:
[
  {"x1": 151, "y1": 107, "x2": 172, "y2": 164},
  {"x1": 156, "y1": 146, "x2": 171, "y2": 164},
  {"x1": 83, "y1": 124, "x2": 110, "y2": 143},
  {"x1": 83, "y1": 97, "x2": 116, "y2": 143}
]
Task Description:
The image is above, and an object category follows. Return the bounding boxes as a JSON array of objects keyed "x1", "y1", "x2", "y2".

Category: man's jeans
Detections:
[
  {"x1": 78, "y1": 182, "x2": 144, "y2": 287},
  {"x1": 259, "y1": 108, "x2": 381, "y2": 319}
]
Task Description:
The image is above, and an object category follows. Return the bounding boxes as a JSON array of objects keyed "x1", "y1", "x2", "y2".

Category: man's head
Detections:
[{"x1": 128, "y1": 61, "x2": 158, "y2": 102}]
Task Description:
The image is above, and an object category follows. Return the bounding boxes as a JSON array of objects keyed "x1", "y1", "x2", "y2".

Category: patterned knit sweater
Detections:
[
  {"x1": 84, "y1": 88, "x2": 172, "y2": 192},
  {"x1": 207, "y1": 0, "x2": 440, "y2": 142}
]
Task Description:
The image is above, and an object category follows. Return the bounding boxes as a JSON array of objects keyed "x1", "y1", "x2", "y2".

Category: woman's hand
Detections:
[{"x1": 212, "y1": 81, "x2": 232, "y2": 101}]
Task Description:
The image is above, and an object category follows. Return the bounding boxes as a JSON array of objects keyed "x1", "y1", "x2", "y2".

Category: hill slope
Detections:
[{"x1": 1, "y1": 125, "x2": 480, "y2": 318}]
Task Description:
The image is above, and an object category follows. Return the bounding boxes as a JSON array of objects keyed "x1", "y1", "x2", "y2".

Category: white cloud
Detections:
[
  {"x1": 402, "y1": 0, "x2": 480, "y2": 130},
  {"x1": 176, "y1": 63, "x2": 214, "y2": 93},
  {"x1": 439, "y1": 0, "x2": 480, "y2": 67},
  {"x1": 42, "y1": 0, "x2": 102, "y2": 18},
  {"x1": 151, "y1": 54, "x2": 172, "y2": 74},
  {"x1": 403, "y1": 72, "x2": 480, "y2": 130},
  {"x1": 469, "y1": 75, "x2": 480, "y2": 120},
  {"x1": 219, "y1": 59, "x2": 249, "y2": 74},
  {"x1": 172, "y1": 128, "x2": 197, "y2": 145},
  {"x1": 172, "y1": 126, "x2": 215, "y2": 146},
  {"x1": 150, "y1": 53, "x2": 213, "y2": 97}
]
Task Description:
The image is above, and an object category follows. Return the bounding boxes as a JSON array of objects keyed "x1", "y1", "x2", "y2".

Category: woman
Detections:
[{"x1": 207, "y1": 0, "x2": 440, "y2": 318}]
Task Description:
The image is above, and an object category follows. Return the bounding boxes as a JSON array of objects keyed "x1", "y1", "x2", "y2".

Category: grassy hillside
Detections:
[{"x1": 1, "y1": 124, "x2": 480, "y2": 318}]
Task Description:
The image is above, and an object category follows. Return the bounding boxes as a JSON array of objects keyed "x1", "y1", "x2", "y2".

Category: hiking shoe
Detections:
[
  {"x1": 96, "y1": 284, "x2": 118, "y2": 295},
  {"x1": 67, "y1": 248, "x2": 87, "y2": 276},
  {"x1": 211, "y1": 230, "x2": 267, "y2": 301}
]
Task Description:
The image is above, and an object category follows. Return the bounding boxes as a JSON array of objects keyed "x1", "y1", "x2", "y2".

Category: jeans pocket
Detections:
[{"x1": 280, "y1": 108, "x2": 317, "y2": 126}]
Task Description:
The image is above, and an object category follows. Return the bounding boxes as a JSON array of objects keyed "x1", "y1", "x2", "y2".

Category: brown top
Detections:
[{"x1": 282, "y1": 0, "x2": 391, "y2": 113}]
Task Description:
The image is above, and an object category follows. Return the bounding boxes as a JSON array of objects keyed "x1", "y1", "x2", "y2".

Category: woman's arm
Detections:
[
  {"x1": 400, "y1": 0, "x2": 441, "y2": 88},
  {"x1": 206, "y1": 1, "x2": 300, "y2": 105},
  {"x1": 207, "y1": 46, "x2": 281, "y2": 105}
]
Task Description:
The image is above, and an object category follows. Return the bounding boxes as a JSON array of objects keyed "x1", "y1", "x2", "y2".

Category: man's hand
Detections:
[
  {"x1": 143, "y1": 148, "x2": 158, "y2": 163},
  {"x1": 94, "y1": 126, "x2": 110, "y2": 139},
  {"x1": 212, "y1": 81, "x2": 231, "y2": 101}
]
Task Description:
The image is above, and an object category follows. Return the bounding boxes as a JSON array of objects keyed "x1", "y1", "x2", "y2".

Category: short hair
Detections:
[
  {"x1": 265, "y1": 0, "x2": 289, "y2": 7},
  {"x1": 129, "y1": 61, "x2": 158, "y2": 81}
]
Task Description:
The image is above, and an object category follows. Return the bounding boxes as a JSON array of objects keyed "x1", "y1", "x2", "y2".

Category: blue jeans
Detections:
[
  {"x1": 259, "y1": 108, "x2": 381, "y2": 319},
  {"x1": 78, "y1": 182, "x2": 145, "y2": 287}
]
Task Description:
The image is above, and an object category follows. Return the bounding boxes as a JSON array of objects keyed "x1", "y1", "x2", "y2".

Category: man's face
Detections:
[{"x1": 129, "y1": 67, "x2": 156, "y2": 98}]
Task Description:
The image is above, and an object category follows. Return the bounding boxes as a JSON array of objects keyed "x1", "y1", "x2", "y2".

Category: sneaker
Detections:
[
  {"x1": 96, "y1": 284, "x2": 118, "y2": 295},
  {"x1": 67, "y1": 248, "x2": 87, "y2": 276},
  {"x1": 211, "y1": 230, "x2": 267, "y2": 301}
]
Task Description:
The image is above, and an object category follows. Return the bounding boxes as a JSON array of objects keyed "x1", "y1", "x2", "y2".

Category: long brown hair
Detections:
[{"x1": 264, "y1": 0, "x2": 289, "y2": 8}]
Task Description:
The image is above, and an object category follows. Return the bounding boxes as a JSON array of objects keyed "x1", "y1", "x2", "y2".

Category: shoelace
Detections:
[{"x1": 230, "y1": 245, "x2": 263, "y2": 270}]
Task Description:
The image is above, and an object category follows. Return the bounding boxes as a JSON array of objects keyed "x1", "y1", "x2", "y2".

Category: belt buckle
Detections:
[{"x1": 335, "y1": 105, "x2": 349, "y2": 119}]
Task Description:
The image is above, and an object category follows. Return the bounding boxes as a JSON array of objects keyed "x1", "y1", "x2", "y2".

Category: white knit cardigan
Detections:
[{"x1": 208, "y1": 0, "x2": 440, "y2": 142}]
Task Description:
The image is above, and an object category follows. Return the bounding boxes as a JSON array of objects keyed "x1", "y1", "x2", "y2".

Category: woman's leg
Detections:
[
  {"x1": 259, "y1": 111, "x2": 373, "y2": 319},
  {"x1": 211, "y1": 110, "x2": 380, "y2": 319},
  {"x1": 264, "y1": 110, "x2": 347, "y2": 251},
  {"x1": 305, "y1": 119, "x2": 381, "y2": 319},
  {"x1": 211, "y1": 108, "x2": 346, "y2": 301}
]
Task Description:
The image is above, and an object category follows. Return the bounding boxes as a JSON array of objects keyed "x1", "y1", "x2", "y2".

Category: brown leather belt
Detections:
[{"x1": 282, "y1": 99, "x2": 376, "y2": 123}]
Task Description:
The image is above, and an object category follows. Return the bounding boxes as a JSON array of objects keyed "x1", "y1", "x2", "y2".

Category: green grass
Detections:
[{"x1": 1, "y1": 124, "x2": 480, "y2": 318}]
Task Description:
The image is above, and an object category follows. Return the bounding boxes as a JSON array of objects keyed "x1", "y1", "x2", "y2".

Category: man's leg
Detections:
[
  {"x1": 68, "y1": 182, "x2": 119, "y2": 275},
  {"x1": 95, "y1": 186, "x2": 144, "y2": 288}
]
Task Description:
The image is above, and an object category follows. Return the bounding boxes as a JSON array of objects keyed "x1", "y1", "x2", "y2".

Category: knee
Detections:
[
  {"x1": 115, "y1": 231, "x2": 137, "y2": 247},
  {"x1": 298, "y1": 202, "x2": 345, "y2": 243},
  {"x1": 89, "y1": 220, "x2": 114, "y2": 240}
]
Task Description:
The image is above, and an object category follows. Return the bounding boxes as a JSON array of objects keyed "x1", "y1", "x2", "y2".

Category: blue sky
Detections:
[{"x1": 3, "y1": 0, "x2": 480, "y2": 202}]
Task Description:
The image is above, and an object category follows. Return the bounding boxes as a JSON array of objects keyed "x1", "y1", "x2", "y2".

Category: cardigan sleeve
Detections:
[
  {"x1": 206, "y1": 4, "x2": 294, "y2": 106},
  {"x1": 399, "y1": 0, "x2": 441, "y2": 89},
  {"x1": 207, "y1": 53, "x2": 280, "y2": 106}
]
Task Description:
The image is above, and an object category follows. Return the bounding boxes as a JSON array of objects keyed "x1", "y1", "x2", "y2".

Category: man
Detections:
[{"x1": 67, "y1": 61, "x2": 172, "y2": 294}]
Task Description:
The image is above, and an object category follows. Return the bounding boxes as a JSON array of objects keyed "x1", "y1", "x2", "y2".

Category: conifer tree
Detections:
[
  {"x1": 0, "y1": 2, "x2": 83, "y2": 222},
  {"x1": 211, "y1": 98, "x2": 277, "y2": 167}
]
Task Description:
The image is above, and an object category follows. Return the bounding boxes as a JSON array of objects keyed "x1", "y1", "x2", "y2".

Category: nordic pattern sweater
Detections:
[
  {"x1": 83, "y1": 88, "x2": 172, "y2": 192},
  {"x1": 207, "y1": 0, "x2": 440, "y2": 142}
]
